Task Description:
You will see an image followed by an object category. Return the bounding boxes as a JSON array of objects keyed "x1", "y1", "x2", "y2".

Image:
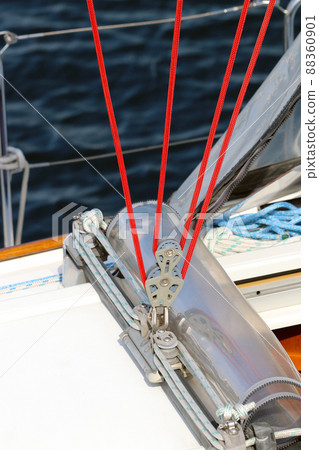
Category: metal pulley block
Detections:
[
  {"x1": 153, "y1": 329, "x2": 179, "y2": 364},
  {"x1": 145, "y1": 240, "x2": 184, "y2": 330}
]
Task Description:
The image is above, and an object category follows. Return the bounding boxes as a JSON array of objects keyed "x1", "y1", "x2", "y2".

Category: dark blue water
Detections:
[{"x1": 1, "y1": 1, "x2": 291, "y2": 246}]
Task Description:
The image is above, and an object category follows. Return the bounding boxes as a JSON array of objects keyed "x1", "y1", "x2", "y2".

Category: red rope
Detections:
[
  {"x1": 181, "y1": 0, "x2": 276, "y2": 279},
  {"x1": 153, "y1": 0, "x2": 184, "y2": 254},
  {"x1": 86, "y1": 0, "x2": 147, "y2": 284},
  {"x1": 180, "y1": 0, "x2": 251, "y2": 250}
]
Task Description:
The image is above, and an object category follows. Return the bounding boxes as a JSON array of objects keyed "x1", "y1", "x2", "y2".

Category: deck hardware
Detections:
[
  {"x1": 218, "y1": 422, "x2": 246, "y2": 449},
  {"x1": 4, "y1": 32, "x2": 18, "y2": 46},
  {"x1": 219, "y1": 421, "x2": 240, "y2": 436},
  {"x1": 145, "y1": 239, "x2": 184, "y2": 330},
  {"x1": 121, "y1": 327, "x2": 163, "y2": 384},
  {"x1": 153, "y1": 329, "x2": 179, "y2": 364}
]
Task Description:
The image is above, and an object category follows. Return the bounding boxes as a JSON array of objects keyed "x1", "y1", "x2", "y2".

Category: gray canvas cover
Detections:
[{"x1": 169, "y1": 34, "x2": 301, "y2": 218}]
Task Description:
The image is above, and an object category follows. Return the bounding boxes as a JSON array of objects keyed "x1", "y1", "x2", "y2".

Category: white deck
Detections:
[
  {"x1": 0, "y1": 249, "x2": 202, "y2": 450},
  {"x1": 0, "y1": 245, "x2": 300, "y2": 449},
  {"x1": 217, "y1": 241, "x2": 301, "y2": 330}
]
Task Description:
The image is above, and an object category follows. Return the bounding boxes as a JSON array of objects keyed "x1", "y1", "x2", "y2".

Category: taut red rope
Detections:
[
  {"x1": 86, "y1": 0, "x2": 147, "y2": 284},
  {"x1": 86, "y1": 0, "x2": 276, "y2": 284},
  {"x1": 180, "y1": 0, "x2": 251, "y2": 250},
  {"x1": 181, "y1": 0, "x2": 276, "y2": 278},
  {"x1": 153, "y1": 0, "x2": 184, "y2": 254}
]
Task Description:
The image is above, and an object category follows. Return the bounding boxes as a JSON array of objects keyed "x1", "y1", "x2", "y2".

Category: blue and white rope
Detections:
[
  {"x1": 74, "y1": 233, "x2": 140, "y2": 330},
  {"x1": 177, "y1": 341, "x2": 224, "y2": 410},
  {"x1": 95, "y1": 228, "x2": 149, "y2": 303},
  {"x1": 245, "y1": 428, "x2": 301, "y2": 447},
  {"x1": 80, "y1": 209, "x2": 149, "y2": 303},
  {"x1": 216, "y1": 402, "x2": 255, "y2": 423},
  {"x1": 153, "y1": 344, "x2": 224, "y2": 449},
  {"x1": 0, "y1": 274, "x2": 62, "y2": 296},
  {"x1": 214, "y1": 202, "x2": 301, "y2": 240},
  {"x1": 204, "y1": 227, "x2": 300, "y2": 256}
]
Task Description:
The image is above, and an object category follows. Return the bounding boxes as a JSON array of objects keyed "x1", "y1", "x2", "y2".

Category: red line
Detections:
[
  {"x1": 153, "y1": 0, "x2": 184, "y2": 254},
  {"x1": 182, "y1": 0, "x2": 276, "y2": 278},
  {"x1": 180, "y1": 0, "x2": 251, "y2": 250},
  {"x1": 86, "y1": 0, "x2": 146, "y2": 284}
]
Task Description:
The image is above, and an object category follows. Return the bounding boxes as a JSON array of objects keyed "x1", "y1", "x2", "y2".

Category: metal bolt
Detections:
[
  {"x1": 153, "y1": 330, "x2": 178, "y2": 349},
  {"x1": 165, "y1": 249, "x2": 174, "y2": 257},
  {"x1": 160, "y1": 278, "x2": 169, "y2": 287}
]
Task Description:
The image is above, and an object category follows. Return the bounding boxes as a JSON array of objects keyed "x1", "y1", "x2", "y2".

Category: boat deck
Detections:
[
  {"x1": 0, "y1": 239, "x2": 301, "y2": 449},
  {"x1": 0, "y1": 248, "x2": 204, "y2": 450}
]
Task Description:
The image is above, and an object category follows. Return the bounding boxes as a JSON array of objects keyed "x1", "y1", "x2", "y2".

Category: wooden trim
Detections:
[
  {"x1": 0, "y1": 235, "x2": 66, "y2": 262},
  {"x1": 274, "y1": 325, "x2": 301, "y2": 371}
]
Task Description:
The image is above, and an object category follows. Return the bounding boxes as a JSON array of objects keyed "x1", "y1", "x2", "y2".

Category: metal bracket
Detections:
[
  {"x1": 218, "y1": 422, "x2": 246, "y2": 449},
  {"x1": 248, "y1": 422, "x2": 276, "y2": 450},
  {"x1": 145, "y1": 240, "x2": 184, "y2": 309},
  {"x1": 121, "y1": 327, "x2": 163, "y2": 383}
]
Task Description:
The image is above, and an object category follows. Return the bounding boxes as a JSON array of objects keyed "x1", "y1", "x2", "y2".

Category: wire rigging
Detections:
[
  {"x1": 28, "y1": 134, "x2": 223, "y2": 170},
  {"x1": 1, "y1": 2, "x2": 274, "y2": 46}
]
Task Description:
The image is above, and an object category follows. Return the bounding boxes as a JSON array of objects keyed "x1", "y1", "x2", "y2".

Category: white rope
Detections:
[
  {"x1": 274, "y1": 428, "x2": 301, "y2": 439},
  {"x1": 216, "y1": 402, "x2": 256, "y2": 423},
  {"x1": 177, "y1": 341, "x2": 224, "y2": 410},
  {"x1": 204, "y1": 226, "x2": 300, "y2": 257},
  {"x1": 81, "y1": 208, "x2": 103, "y2": 233},
  {"x1": 0, "y1": 146, "x2": 27, "y2": 172},
  {"x1": 245, "y1": 427, "x2": 301, "y2": 447},
  {"x1": 0, "y1": 146, "x2": 29, "y2": 245},
  {"x1": 74, "y1": 232, "x2": 140, "y2": 330},
  {"x1": 153, "y1": 344, "x2": 224, "y2": 449},
  {"x1": 95, "y1": 229, "x2": 149, "y2": 302},
  {"x1": 79, "y1": 209, "x2": 149, "y2": 302}
]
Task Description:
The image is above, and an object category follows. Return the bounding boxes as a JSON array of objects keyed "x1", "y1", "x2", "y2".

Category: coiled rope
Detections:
[
  {"x1": 204, "y1": 227, "x2": 301, "y2": 256},
  {"x1": 0, "y1": 146, "x2": 29, "y2": 245},
  {"x1": 204, "y1": 202, "x2": 301, "y2": 256},
  {"x1": 214, "y1": 202, "x2": 301, "y2": 240}
]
